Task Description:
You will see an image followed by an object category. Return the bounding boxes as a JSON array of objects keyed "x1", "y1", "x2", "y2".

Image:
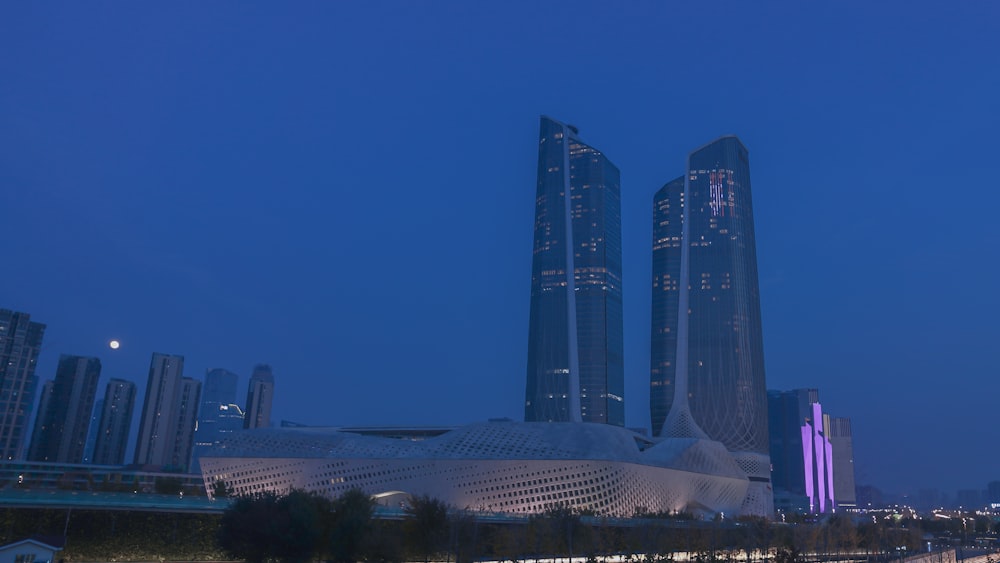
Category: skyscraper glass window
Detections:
[
  {"x1": 525, "y1": 116, "x2": 624, "y2": 425},
  {"x1": 92, "y1": 378, "x2": 136, "y2": 466},
  {"x1": 0, "y1": 309, "x2": 45, "y2": 460},
  {"x1": 650, "y1": 136, "x2": 771, "y2": 514},
  {"x1": 27, "y1": 355, "x2": 101, "y2": 463}
]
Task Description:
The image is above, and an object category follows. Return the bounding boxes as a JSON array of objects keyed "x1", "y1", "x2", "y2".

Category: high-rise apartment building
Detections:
[
  {"x1": 134, "y1": 353, "x2": 185, "y2": 467},
  {"x1": 650, "y1": 137, "x2": 772, "y2": 514},
  {"x1": 192, "y1": 368, "x2": 242, "y2": 473},
  {"x1": 92, "y1": 379, "x2": 136, "y2": 465},
  {"x1": 83, "y1": 398, "x2": 103, "y2": 463},
  {"x1": 0, "y1": 309, "x2": 46, "y2": 460},
  {"x1": 171, "y1": 377, "x2": 201, "y2": 472},
  {"x1": 243, "y1": 364, "x2": 274, "y2": 430},
  {"x1": 28, "y1": 355, "x2": 102, "y2": 463},
  {"x1": 524, "y1": 116, "x2": 624, "y2": 426}
]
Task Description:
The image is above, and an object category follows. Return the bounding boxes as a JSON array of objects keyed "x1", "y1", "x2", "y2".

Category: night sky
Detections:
[{"x1": 2, "y1": 3, "x2": 998, "y2": 496}]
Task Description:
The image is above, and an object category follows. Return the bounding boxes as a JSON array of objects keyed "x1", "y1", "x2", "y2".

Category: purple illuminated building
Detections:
[{"x1": 768, "y1": 388, "x2": 837, "y2": 513}]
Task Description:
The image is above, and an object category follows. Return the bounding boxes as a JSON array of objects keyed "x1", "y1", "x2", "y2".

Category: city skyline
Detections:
[{"x1": 2, "y1": 2, "x2": 998, "y2": 494}]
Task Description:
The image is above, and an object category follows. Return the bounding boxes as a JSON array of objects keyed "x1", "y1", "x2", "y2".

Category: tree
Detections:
[
  {"x1": 328, "y1": 488, "x2": 375, "y2": 563},
  {"x1": 217, "y1": 489, "x2": 332, "y2": 563},
  {"x1": 532, "y1": 506, "x2": 588, "y2": 561},
  {"x1": 404, "y1": 495, "x2": 450, "y2": 563},
  {"x1": 217, "y1": 491, "x2": 281, "y2": 563},
  {"x1": 273, "y1": 489, "x2": 330, "y2": 563},
  {"x1": 211, "y1": 479, "x2": 231, "y2": 499}
]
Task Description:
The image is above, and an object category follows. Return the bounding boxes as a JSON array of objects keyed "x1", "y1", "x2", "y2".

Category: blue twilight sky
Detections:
[{"x1": 2, "y1": 2, "x2": 998, "y2": 495}]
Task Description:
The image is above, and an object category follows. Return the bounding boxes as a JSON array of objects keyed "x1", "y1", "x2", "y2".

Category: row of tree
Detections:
[
  {"x1": 215, "y1": 488, "x2": 945, "y2": 563},
  {"x1": 3, "y1": 487, "x2": 989, "y2": 562}
]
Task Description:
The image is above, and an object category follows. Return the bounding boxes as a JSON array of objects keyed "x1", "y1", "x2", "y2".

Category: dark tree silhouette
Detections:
[
  {"x1": 217, "y1": 491, "x2": 281, "y2": 563},
  {"x1": 404, "y1": 495, "x2": 450, "y2": 563},
  {"x1": 217, "y1": 489, "x2": 332, "y2": 563},
  {"x1": 328, "y1": 488, "x2": 375, "y2": 563}
]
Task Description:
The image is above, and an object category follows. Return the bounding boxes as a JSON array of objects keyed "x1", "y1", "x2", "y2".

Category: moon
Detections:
[{"x1": 109, "y1": 340, "x2": 120, "y2": 350}]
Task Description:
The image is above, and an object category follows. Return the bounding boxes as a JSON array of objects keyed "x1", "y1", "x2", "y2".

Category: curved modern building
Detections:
[
  {"x1": 650, "y1": 136, "x2": 772, "y2": 515},
  {"x1": 525, "y1": 116, "x2": 624, "y2": 426},
  {"x1": 200, "y1": 420, "x2": 748, "y2": 517}
]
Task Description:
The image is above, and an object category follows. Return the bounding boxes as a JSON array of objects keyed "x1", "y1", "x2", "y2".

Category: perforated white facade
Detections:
[{"x1": 201, "y1": 420, "x2": 750, "y2": 517}]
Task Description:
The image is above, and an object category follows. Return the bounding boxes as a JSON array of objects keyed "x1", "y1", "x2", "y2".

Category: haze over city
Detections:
[{"x1": 2, "y1": 2, "x2": 998, "y2": 498}]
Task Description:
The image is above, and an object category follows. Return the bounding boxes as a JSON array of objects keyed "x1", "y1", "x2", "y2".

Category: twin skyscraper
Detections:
[{"x1": 524, "y1": 116, "x2": 772, "y2": 513}]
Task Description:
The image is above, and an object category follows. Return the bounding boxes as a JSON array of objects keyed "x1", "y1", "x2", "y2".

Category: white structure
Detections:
[
  {"x1": 201, "y1": 420, "x2": 750, "y2": 517},
  {"x1": 0, "y1": 538, "x2": 62, "y2": 563}
]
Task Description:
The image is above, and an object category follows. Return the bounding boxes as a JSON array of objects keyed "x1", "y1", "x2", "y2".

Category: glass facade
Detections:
[
  {"x1": 650, "y1": 136, "x2": 768, "y2": 454},
  {"x1": 92, "y1": 378, "x2": 136, "y2": 466},
  {"x1": 525, "y1": 116, "x2": 624, "y2": 425},
  {"x1": 191, "y1": 368, "x2": 242, "y2": 473},
  {"x1": 0, "y1": 309, "x2": 45, "y2": 461},
  {"x1": 27, "y1": 355, "x2": 102, "y2": 463}
]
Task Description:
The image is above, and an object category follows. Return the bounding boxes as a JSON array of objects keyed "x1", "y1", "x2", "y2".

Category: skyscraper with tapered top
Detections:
[
  {"x1": 651, "y1": 136, "x2": 772, "y2": 515},
  {"x1": 524, "y1": 116, "x2": 624, "y2": 426}
]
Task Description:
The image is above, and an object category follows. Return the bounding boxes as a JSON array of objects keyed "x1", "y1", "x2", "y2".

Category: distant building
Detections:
[
  {"x1": 92, "y1": 379, "x2": 136, "y2": 466},
  {"x1": 171, "y1": 377, "x2": 201, "y2": 472},
  {"x1": 27, "y1": 355, "x2": 102, "y2": 463},
  {"x1": 956, "y1": 489, "x2": 984, "y2": 509},
  {"x1": 29, "y1": 381, "x2": 54, "y2": 458},
  {"x1": 191, "y1": 368, "x2": 241, "y2": 473},
  {"x1": 243, "y1": 364, "x2": 274, "y2": 429},
  {"x1": 651, "y1": 137, "x2": 772, "y2": 515},
  {"x1": 916, "y1": 489, "x2": 946, "y2": 511},
  {"x1": 768, "y1": 389, "x2": 835, "y2": 513},
  {"x1": 827, "y1": 416, "x2": 857, "y2": 510},
  {"x1": 0, "y1": 309, "x2": 46, "y2": 460},
  {"x1": 987, "y1": 481, "x2": 1000, "y2": 504},
  {"x1": 82, "y1": 399, "x2": 103, "y2": 463},
  {"x1": 524, "y1": 116, "x2": 624, "y2": 426},
  {"x1": 856, "y1": 484, "x2": 884, "y2": 508},
  {"x1": 134, "y1": 353, "x2": 185, "y2": 468}
]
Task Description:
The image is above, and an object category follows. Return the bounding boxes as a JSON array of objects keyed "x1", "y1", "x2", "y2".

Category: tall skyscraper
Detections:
[
  {"x1": 650, "y1": 136, "x2": 772, "y2": 514},
  {"x1": 524, "y1": 116, "x2": 624, "y2": 426},
  {"x1": 171, "y1": 377, "x2": 201, "y2": 472},
  {"x1": 134, "y1": 353, "x2": 185, "y2": 467},
  {"x1": 92, "y1": 379, "x2": 136, "y2": 465},
  {"x1": 827, "y1": 416, "x2": 857, "y2": 510},
  {"x1": 0, "y1": 309, "x2": 46, "y2": 460},
  {"x1": 192, "y1": 368, "x2": 242, "y2": 473},
  {"x1": 27, "y1": 355, "x2": 102, "y2": 463},
  {"x1": 243, "y1": 364, "x2": 274, "y2": 430}
]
